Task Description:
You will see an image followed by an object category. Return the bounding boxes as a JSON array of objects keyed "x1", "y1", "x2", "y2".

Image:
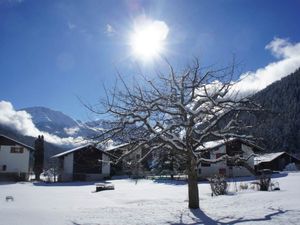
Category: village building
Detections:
[
  {"x1": 52, "y1": 144, "x2": 115, "y2": 181},
  {"x1": 196, "y1": 138, "x2": 263, "y2": 178},
  {"x1": 105, "y1": 143, "x2": 149, "y2": 177},
  {"x1": 255, "y1": 151, "x2": 300, "y2": 171},
  {"x1": 0, "y1": 134, "x2": 34, "y2": 181}
]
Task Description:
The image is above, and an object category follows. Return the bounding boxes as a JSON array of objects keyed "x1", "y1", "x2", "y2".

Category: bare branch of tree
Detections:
[{"x1": 88, "y1": 59, "x2": 262, "y2": 209}]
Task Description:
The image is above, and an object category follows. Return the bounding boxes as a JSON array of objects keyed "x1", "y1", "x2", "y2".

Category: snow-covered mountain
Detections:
[{"x1": 21, "y1": 106, "x2": 100, "y2": 138}]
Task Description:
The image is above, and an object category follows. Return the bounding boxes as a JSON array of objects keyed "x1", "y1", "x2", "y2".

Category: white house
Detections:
[
  {"x1": 52, "y1": 144, "x2": 115, "y2": 182},
  {"x1": 196, "y1": 138, "x2": 263, "y2": 178},
  {"x1": 0, "y1": 134, "x2": 34, "y2": 180}
]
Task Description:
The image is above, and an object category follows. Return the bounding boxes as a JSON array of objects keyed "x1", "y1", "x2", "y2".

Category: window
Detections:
[
  {"x1": 219, "y1": 168, "x2": 226, "y2": 175},
  {"x1": 227, "y1": 157, "x2": 234, "y2": 166},
  {"x1": 10, "y1": 147, "x2": 24, "y2": 153},
  {"x1": 226, "y1": 142, "x2": 242, "y2": 156},
  {"x1": 201, "y1": 151, "x2": 211, "y2": 167},
  {"x1": 2, "y1": 165, "x2": 6, "y2": 171}
]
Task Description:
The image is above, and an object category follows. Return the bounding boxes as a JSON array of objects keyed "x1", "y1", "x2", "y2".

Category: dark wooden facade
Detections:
[
  {"x1": 73, "y1": 146, "x2": 103, "y2": 181},
  {"x1": 52, "y1": 144, "x2": 115, "y2": 181},
  {"x1": 256, "y1": 152, "x2": 300, "y2": 171}
]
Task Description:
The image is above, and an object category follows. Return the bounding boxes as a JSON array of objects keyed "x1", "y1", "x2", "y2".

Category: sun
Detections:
[{"x1": 130, "y1": 19, "x2": 169, "y2": 60}]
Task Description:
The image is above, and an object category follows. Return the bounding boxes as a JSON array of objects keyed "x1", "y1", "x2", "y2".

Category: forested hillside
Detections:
[{"x1": 253, "y1": 68, "x2": 300, "y2": 153}]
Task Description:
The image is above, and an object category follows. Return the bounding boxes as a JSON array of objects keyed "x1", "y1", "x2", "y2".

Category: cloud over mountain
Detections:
[
  {"x1": 233, "y1": 37, "x2": 300, "y2": 96},
  {"x1": 0, "y1": 100, "x2": 85, "y2": 146}
]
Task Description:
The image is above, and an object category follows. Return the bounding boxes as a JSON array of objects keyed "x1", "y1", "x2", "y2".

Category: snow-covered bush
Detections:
[
  {"x1": 239, "y1": 182, "x2": 248, "y2": 190},
  {"x1": 259, "y1": 175, "x2": 271, "y2": 191},
  {"x1": 209, "y1": 175, "x2": 228, "y2": 196},
  {"x1": 41, "y1": 168, "x2": 59, "y2": 182}
]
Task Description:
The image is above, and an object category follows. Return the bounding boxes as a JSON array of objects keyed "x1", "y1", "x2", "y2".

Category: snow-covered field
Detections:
[{"x1": 1, "y1": 172, "x2": 300, "y2": 225}]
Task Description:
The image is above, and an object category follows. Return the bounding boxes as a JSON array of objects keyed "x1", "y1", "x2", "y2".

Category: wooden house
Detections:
[
  {"x1": 255, "y1": 151, "x2": 300, "y2": 171},
  {"x1": 105, "y1": 143, "x2": 152, "y2": 177},
  {"x1": 52, "y1": 144, "x2": 115, "y2": 181}
]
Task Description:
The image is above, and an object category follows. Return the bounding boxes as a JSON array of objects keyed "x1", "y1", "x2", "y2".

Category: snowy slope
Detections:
[
  {"x1": 21, "y1": 106, "x2": 100, "y2": 138},
  {"x1": 0, "y1": 172, "x2": 300, "y2": 225},
  {"x1": 22, "y1": 107, "x2": 78, "y2": 127}
]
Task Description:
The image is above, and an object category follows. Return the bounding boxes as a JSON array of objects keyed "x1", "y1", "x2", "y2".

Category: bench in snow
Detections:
[{"x1": 95, "y1": 183, "x2": 115, "y2": 192}]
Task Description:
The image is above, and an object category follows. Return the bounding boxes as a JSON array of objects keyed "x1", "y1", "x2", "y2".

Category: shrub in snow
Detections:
[
  {"x1": 284, "y1": 163, "x2": 298, "y2": 171},
  {"x1": 41, "y1": 168, "x2": 59, "y2": 182},
  {"x1": 209, "y1": 175, "x2": 228, "y2": 196},
  {"x1": 270, "y1": 181, "x2": 280, "y2": 191},
  {"x1": 259, "y1": 175, "x2": 271, "y2": 191},
  {"x1": 239, "y1": 182, "x2": 249, "y2": 190}
]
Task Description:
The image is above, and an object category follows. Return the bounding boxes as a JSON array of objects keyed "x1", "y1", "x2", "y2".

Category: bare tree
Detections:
[{"x1": 88, "y1": 60, "x2": 261, "y2": 209}]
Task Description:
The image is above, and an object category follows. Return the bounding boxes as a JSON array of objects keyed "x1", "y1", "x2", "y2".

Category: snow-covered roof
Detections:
[
  {"x1": 0, "y1": 134, "x2": 35, "y2": 151},
  {"x1": 51, "y1": 144, "x2": 91, "y2": 158},
  {"x1": 196, "y1": 139, "x2": 231, "y2": 151},
  {"x1": 51, "y1": 144, "x2": 115, "y2": 158},
  {"x1": 254, "y1": 152, "x2": 287, "y2": 165},
  {"x1": 105, "y1": 143, "x2": 130, "y2": 152},
  {"x1": 195, "y1": 138, "x2": 263, "y2": 152}
]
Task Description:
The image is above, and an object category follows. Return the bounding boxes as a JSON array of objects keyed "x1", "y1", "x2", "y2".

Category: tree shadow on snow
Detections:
[
  {"x1": 32, "y1": 181, "x2": 103, "y2": 187},
  {"x1": 71, "y1": 222, "x2": 100, "y2": 225},
  {"x1": 272, "y1": 172, "x2": 289, "y2": 179},
  {"x1": 226, "y1": 173, "x2": 288, "y2": 183},
  {"x1": 168, "y1": 207, "x2": 291, "y2": 225},
  {"x1": 0, "y1": 181, "x2": 17, "y2": 185},
  {"x1": 153, "y1": 179, "x2": 188, "y2": 185}
]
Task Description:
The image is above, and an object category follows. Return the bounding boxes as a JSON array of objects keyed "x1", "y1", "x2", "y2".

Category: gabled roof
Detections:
[
  {"x1": 105, "y1": 143, "x2": 130, "y2": 152},
  {"x1": 254, "y1": 151, "x2": 299, "y2": 165},
  {"x1": 51, "y1": 144, "x2": 116, "y2": 159},
  {"x1": 195, "y1": 138, "x2": 264, "y2": 152},
  {"x1": 196, "y1": 139, "x2": 231, "y2": 151},
  {"x1": 0, "y1": 134, "x2": 34, "y2": 151}
]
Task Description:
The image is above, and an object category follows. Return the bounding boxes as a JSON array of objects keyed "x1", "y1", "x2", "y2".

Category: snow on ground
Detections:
[{"x1": 1, "y1": 172, "x2": 300, "y2": 225}]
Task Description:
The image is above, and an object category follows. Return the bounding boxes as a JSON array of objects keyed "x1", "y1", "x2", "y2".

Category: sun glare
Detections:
[{"x1": 130, "y1": 19, "x2": 169, "y2": 60}]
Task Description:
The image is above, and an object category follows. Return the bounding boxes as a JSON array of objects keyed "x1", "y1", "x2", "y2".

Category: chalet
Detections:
[
  {"x1": 196, "y1": 138, "x2": 263, "y2": 178},
  {"x1": 105, "y1": 143, "x2": 148, "y2": 176},
  {"x1": 0, "y1": 134, "x2": 34, "y2": 181},
  {"x1": 52, "y1": 144, "x2": 115, "y2": 181},
  {"x1": 255, "y1": 152, "x2": 300, "y2": 171}
]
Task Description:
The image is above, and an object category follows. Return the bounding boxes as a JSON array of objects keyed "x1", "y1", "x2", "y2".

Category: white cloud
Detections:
[
  {"x1": 106, "y1": 24, "x2": 116, "y2": 36},
  {"x1": 67, "y1": 22, "x2": 76, "y2": 30},
  {"x1": 266, "y1": 37, "x2": 300, "y2": 59},
  {"x1": 64, "y1": 126, "x2": 79, "y2": 136},
  {"x1": 0, "y1": 101, "x2": 86, "y2": 147},
  {"x1": 232, "y1": 37, "x2": 300, "y2": 96}
]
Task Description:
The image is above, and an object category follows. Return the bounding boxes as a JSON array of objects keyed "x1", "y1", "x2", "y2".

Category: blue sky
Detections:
[{"x1": 1, "y1": 0, "x2": 300, "y2": 121}]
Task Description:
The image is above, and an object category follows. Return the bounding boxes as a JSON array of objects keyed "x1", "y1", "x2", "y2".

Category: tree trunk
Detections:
[
  {"x1": 35, "y1": 172, "x2": 41, "y2": 181},
  {"x1": 187, "y1": 156, "x2": 199, "y2": 208}
]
